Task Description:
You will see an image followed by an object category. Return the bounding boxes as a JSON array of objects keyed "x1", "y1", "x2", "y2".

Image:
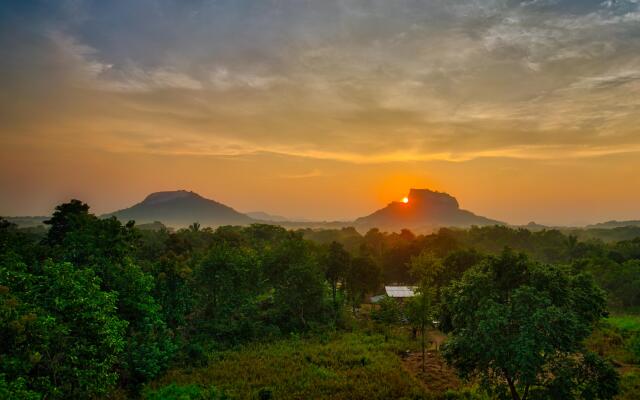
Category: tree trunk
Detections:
[
  {"x1": 332, "y1": 283, "x2": 338, "y2": 321},
  {"x1": 421, "y1": 320, "x2": 426, "y2": 373},
  {"x1": 522, "y1": 385, "x2": 530, "y2": 400},
  {"x1": 300, "y1": 305, "x2": 306, "y2": 327},
  {"x1": 506, "y1": 376, "x2": 521, "y2": 400},
  {"x1": 332, "y1": 283, "x2": 337, "y2": 306}
]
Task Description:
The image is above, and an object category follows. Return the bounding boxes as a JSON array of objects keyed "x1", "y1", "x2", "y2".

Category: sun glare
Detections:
[{"x1": 402, "y1": 197, "x2": 409, "y2": 204}]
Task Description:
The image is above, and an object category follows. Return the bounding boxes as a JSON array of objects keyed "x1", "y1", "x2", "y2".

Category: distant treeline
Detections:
[{"x1": 302, "y1": 225, "x2": 640, "y2": 308}]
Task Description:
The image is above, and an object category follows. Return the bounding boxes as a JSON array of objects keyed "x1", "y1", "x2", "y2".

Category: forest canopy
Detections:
[{"x1": 2, "y1": 201, "x2": 639, "y2": 399}]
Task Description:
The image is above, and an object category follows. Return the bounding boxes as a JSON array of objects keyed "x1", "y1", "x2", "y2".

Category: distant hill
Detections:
[
  {"x1": 586, "y1": 220, "x2": 640, "y2": 229},
  {"x1": 353, "y1": 188, "x2": 503, "y2": 231},
  {"x1": 3, "y1": 216, "x2": 47, "y2": 228},
  {"x1": 246, "y1": 211, "x2": 289, "y2": 222},
  {"x1": 104, "y1": 190, "x2": 254, "y2": 228}
]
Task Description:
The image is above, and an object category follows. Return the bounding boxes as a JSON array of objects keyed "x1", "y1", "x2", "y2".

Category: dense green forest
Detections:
[{"x1": 2, "y1": 201, "x2": 640, "y2": 399}]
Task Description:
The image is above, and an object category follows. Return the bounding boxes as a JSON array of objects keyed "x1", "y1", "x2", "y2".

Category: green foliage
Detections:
[
  {"x1": 322, "y1": 241, "x2": 351, "y2": 314},
  {"x1": 195, "y1": 243, "x2": 263, "y2": 338},
  {"x1": 346, "y1": 256, "x2": 381, "y2": 313},
  {"x1": 370, "y1": 296, "x2": 404, "y2": 342},
  {"x1": 0, "y1": 374, "x2": 40, "y2": 400},
  {"x1": 586, "y1": 259, "x2": 640, "y2": 308},
  {"x1": 0, "y1": 259, "x2": 126, "y2": 399},
  {"x1": 441, "y1": 249, "x2": 618, "y2": 400},
  {"x1": 273, "y1": 254, "x2": 328, "y2": 330},
  {"x1": 371, "y1": 296, "x2": 403, "y2": 325}
]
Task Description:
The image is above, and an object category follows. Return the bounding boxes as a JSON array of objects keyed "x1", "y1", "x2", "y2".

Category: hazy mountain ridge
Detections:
[
  {"x1": 103, "y1": 190, "x2": 254, "y2": 228},
  {"x1": 246, "y1": 211, "x2": 289, "y2": 222},
  {"x1": 587, "y1": 220, "x2": 640, "y2": 229},
  {"x1": 3, "y1": 216, "x2": 48, "y2": 227}
]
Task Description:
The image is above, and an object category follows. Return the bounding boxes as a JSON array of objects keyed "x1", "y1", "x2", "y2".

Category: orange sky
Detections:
[{"x1": 1, "y1": 1, "x2": 639, "y2": 225}]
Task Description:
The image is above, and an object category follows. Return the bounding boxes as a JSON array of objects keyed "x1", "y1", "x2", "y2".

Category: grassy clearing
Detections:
[
  {"x1": 148, "y1": 332, "x2": 429, "y2": 400},
  {"x1": 147, "y1": 318, "x2": 640, "y2": 400},
  {"x1": 607, "y1": 315, "x2": 640, "y2": 333}
]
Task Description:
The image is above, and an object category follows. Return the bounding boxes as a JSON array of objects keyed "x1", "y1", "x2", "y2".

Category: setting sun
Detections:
[{"x1": 402, "y1": 197, "x2": 409, "y2": 204}]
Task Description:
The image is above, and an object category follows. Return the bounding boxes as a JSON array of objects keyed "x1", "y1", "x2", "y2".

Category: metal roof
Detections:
[
  {"x1": 370, "y1": 294, "x2": 386, "y2": 304},
  {"x1": 385, "y1": 286, "x2": 416, "y2": 298}
]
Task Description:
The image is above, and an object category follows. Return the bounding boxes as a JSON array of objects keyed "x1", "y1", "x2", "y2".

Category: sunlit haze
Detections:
[{"x1": 1, "y1": 1, "x2": 640, "y2": 225}]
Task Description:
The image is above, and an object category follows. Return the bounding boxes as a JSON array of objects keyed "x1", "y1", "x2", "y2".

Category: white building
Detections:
[{"x1": 370, "y1": 286, "x2": 417, "y2": 303}]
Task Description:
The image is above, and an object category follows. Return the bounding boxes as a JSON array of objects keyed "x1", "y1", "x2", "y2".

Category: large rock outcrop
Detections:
[{"x1": 353, "y1": 188, "x2": 502, "y2": 231}]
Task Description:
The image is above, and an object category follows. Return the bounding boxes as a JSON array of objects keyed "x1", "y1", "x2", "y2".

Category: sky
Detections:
[{"x1": 1, "y1": 0, "x2": 639, "y2": 225}]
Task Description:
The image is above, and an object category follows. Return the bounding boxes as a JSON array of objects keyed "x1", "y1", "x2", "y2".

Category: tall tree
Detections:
[
  {"x1": 441, "y1": 249, "x2": 619, "y2": 400},
  {"x1": 346, "y1": 256, "x2": 381, "y2": 314},
  {"x1": 322, "y1": 241, "x2": 351, "y2": 314},
  {"x1": 42, "y1": 201, "x2": 174, "y2": 387},
  {"x1": 407, "y1": 250, "x2": 442, "y2": 372}
]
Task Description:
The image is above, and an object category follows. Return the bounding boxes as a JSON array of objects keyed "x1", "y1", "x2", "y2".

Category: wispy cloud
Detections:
[
  {"x1": 1, "y1": 0, "x2": 640, "y2": 165},
  {"x1": 279, "y1": 169, "x2": 325, "y2": 179}
]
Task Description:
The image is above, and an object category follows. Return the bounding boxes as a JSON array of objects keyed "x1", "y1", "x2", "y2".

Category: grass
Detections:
[
  {"x1": 146, "y1": 314, "x2": 640, "y2": 400},
  {"x1": 148, "y1": 331, "x2": 429, "y2": 400},
  {"x1": 617, "y1": 372, "x2": 640, "y2": 400},
  {"x1": 607, "y1": 315, "x2": 640, "y2": 333}
]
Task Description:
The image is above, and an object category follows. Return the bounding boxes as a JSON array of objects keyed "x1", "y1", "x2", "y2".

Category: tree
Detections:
[
  {"x1": 407, "y1": 250, "x2": 441, "y2": 372},
  {"x1": 322, "y1": 241, "x2": 351, "y2": 315},
  {"x1": 438, "y1": 249, "x2": 483, "y2": 290},
  {"x1": 41, "y1": 201, "x2": 175, "y2": 387},
  {"x1": 371, "y1": 296, "x2": 402, "y2": 342},
  {"x1": 43, "y1": 199, "x2": 91, "y2": 246},
  {"x1": 345, "y1": 256, "x2": 381, "y2": 314},
  {"x1": 274, "y1": 258, "x2": 327, "y2": 330},
  {"x1": 195, "y1": 243, "x2": 264, "y2": 340},
  {"x1": 0, "y1": 259, "x2": 126, "y2": 399},
  {"x1": 441, "y1": 249, "x2": 619, "y2": 400}
]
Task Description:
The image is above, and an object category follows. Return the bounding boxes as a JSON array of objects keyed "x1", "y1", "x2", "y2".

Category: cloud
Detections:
[
  {"x1": 279, "y1": 169, "x2": 325, "y2": 179},
  {"x1": 1, "y1": 0, "x2": 640, "y2": 166},
  {"x1": 570, "y1": 69, "x2": 640, "y2": 89}
]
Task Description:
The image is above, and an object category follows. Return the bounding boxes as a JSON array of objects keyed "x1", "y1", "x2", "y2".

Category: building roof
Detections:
[
  {"x1": 370, "y1": 294, "x2": 386, "y2": 304},
  {"x1": 385, "y1": 286, "x2": 416, "y2": 298}
]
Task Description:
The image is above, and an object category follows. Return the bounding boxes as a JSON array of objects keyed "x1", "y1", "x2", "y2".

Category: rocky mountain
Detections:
[
  {"x1": 105, "y1": 190, "x2": 253, "y2": 228},
  {"x1": 353, "y1": 188, "x2": 503, "y2": 231}
]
